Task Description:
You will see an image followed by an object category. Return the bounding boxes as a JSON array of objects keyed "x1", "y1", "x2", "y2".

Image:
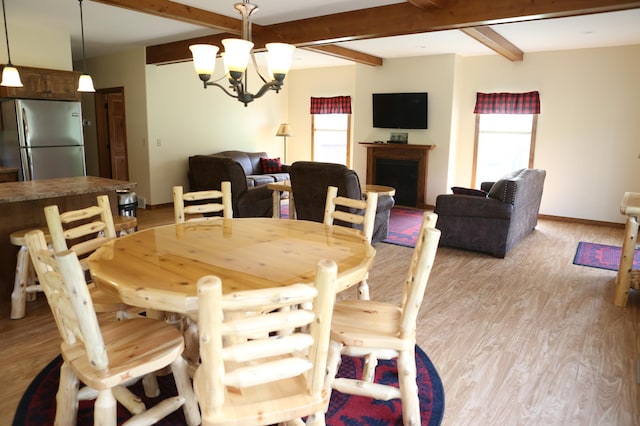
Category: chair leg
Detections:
[
  {"x1": 362, "y1": 353, "x2": 378, "y2": 382},
  {"x1": 323, "y1": 340, "x2": 343, "y2": 411},
  {"x1": 94, "y1": 389, "x2": 117, "y2": 426},
  {"x1": 10, "y1": 246, "x2": 30, "y2": 319},
  {"x1": 357, "y1": 279, "x2": 370, "y2": 300},
  {"x1": 171, "y1": 356, "x2": 201, "y2": 426},
  {"x1": 397, "y1": 349, "x2": 420, "y2": 426},
  {"x1": 55, "y1": 362, "x2": 80, "y2": 425},
  {"x1": 304, "y1": 411, "x2": 326, "y2": 425}
]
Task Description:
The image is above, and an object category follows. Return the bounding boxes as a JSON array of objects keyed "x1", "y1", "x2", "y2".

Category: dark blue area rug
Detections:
[
  {"x1": 14, "y1": 345, "x2": 444, "y2": 425},
  {"x1": 573, "y1": 241, "x2": 640, "y2": 271}
]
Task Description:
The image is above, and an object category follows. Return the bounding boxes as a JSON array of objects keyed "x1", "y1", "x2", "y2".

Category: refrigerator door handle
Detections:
[
  {"x1": 22, "y1": 148, "x2": 33, "y2": 181},
  {"x1": 21, "y1": 107, "x2": 30, "y2": 145}
]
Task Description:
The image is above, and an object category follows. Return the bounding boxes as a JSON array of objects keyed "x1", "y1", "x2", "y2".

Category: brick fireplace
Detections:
[{"x1": 361, "y1": 143, "x2": 434, "y2": 208}]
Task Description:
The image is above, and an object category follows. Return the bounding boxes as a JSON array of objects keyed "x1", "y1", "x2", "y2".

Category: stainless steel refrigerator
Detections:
[{"x1": 0, "y1": 99, "x2": 86, "y2": 181}]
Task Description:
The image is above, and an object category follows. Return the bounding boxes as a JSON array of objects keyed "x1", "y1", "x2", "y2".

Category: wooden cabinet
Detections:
[
  {"x1": 0, "y1": 167, "x2": 19, "y2": 183},
  {"x1": 0, "y1": 66, "x2": 81, "y2": 101}
]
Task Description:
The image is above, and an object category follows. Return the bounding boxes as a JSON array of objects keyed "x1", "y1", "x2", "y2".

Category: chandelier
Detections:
[{"x1": 189, "y1": 1, "x2": 295, "y2": 107}]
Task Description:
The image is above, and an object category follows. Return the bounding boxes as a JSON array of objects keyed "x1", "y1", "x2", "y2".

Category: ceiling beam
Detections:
[
  {"x1": 303, "y1": 45, "x2": 383, "y2": 66},
  {"x1": 406, "y1": 0, "x2": 449, "y2": 9},
  {"x1": 460, "y1": 26, "x2": 524, "y2": 61},
  {"x1": 136, "y1": 0, "x2": 640, "y2": 64},
  {"x1": 90, "y1": 0, "x2": 241, "y2": 33}
]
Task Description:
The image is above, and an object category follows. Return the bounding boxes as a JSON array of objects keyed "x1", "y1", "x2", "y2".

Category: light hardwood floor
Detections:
[{"x1": 0, "y1": 207, "x2": 638, "y2": 425}]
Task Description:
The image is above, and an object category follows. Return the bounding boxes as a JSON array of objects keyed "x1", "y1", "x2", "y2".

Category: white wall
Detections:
[
  {"x1": 6, "y1": 24, "x2": 72, "y2": 70},
  {"x1": 351, "y1": 56, "x2": 457, "y2": 206},
  {"x1": 145, "y1": 60, "x2": 288, "y2": 204},
  {"x1": 453, "y1": 45, "x2": 640, "y2": 223},
  {"x1": 286, "y1": 66, "x2": 356, "y2": 164}
]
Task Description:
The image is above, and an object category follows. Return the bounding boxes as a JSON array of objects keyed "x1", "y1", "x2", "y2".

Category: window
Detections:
[
  {"x1": 312, "y1": 114, "x2": 350, "y2": 166},
  {"x1": 310, "y1": 96, "x2": 352, "y2": 166},
  {"x1": 473, "y1": 114, "x2": 537, "y2": 185},
  {"x1": 472, "y1": 91, "x2": 540, "y2": 186}
]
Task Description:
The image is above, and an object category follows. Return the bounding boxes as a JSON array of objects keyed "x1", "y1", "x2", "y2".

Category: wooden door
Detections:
[{"x1": 95, "y1": 88, "x2": 129, "y2": 180}]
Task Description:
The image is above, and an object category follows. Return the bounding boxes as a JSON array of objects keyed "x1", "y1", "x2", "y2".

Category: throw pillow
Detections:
[
  {"x1": 260, "y1": 157, "x2": 282, "y2": 173},
  {"x1": 487, "y1": 179, "x2": 517, "y2": 204},
  {"x1": 451, "y1": 187, "x2": 487, "y2": 197}
]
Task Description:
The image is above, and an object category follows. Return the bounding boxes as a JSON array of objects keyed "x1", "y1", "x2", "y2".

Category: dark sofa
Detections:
[
  {"x1": 434, "y1": 168, "x2": 546, "y2": 257},
  {"x1": 188, "y1": 152, "x2": 280, "y2": 218},
  {"x1": 289, "y1": 161, "x2": 395, "y2": 244},
  {"x1": 211, "y1": 150, "x2": 290, "y2": 187}
]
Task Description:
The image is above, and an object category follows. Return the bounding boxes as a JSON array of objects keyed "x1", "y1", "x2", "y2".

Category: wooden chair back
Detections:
[
  {"x1": 173, "y1": 181, "x2": 233, "y2": 223},
  {"x1": 45, "y1": 195, "x2": 117, "y2": 267},
  {"x1": 24, "y1": 229, "x2": 201, "y2": 426},
  {"x1": 194, "y1": 259, "x2": 338, "y2": 425},
  {"x1": 323, "y1": 185, "x2": 378, "y2": 243}
]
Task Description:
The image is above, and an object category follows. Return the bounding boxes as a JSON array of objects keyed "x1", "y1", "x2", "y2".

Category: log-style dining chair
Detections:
[
  {"x1": 324, "y1": 185, "x2": 378, "y2": 300},
  {"x1": 194, "y1": 258, "x2": 338, "y2": 426},
  {"x1": 324, "y1": 212, "x2": 440, "y2": 426},
  {"x1": 173, "y1": 181, "x2": 233, "y2": 223},
  {"x1": 44, "y1": 195, "x2": 131, "y2": 317},
  {"x1": 25, "y1": 229, "x2": 201, "y2": 426}
]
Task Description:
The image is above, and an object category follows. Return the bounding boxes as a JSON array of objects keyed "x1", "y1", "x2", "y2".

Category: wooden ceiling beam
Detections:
[
  {"x1": 406, "y1": 0, "x2": 449, "y2": 9},
  {"x1": 303, "y1": 45, "x2": 383, "y2": 66},
  {"x1": 90, "y1": 0, "x2": 241, "y2": 33},
  {"x1": 133, "y1": 0, "x2": 640, "y2": 64},
  {"x1": 460, "y1": 26, "x2": 524, "y2": 61}
]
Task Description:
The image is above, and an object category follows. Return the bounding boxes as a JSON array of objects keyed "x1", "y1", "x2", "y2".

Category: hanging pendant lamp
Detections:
[
  {"x1": 77, "y1": 0, "x2": 95, "y2": 92},
  {"x1": 0, "y1": 0, "x2": 22, "y2": 87}
]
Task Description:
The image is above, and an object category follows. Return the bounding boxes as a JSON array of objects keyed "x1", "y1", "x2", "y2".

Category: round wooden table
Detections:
[{"x1": 88, "y1": 218, "x2": 375, "y2": 318}]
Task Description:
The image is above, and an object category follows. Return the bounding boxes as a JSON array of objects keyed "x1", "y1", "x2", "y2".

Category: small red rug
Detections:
[
  {"x1": 384, "y1": 207, "x2": 426, "y2": 248},
  {"x1": 573, "y1": 241, "x2": 640, "y2": 271}
]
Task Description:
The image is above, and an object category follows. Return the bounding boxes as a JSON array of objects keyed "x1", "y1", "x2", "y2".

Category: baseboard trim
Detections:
[
  {"x1": 538, "y1": 214, "x2": 624, "y2": 229},
  {"x1": 145, "y1": 202, "x2": 173, "y2": 210}
]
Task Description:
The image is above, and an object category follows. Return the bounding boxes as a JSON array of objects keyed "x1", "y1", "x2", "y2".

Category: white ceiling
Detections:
[{"x1": 4, "y1": 1, "x2": 640, "y2": 69}]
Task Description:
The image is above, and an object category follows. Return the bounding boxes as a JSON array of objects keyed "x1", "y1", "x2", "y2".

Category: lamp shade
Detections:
[
  {"x1": 77, "y1": 74, "x2": 95, "y2": 92},
  {"x1": 1, "y1": 65, "x2": 22, "y2": 87},
  {"x1": 190, "y1": 44, "x2": 219, "y2": 78},
  {"x1": 266, "y1": 43, "x2": 295, "y2": 78},
  {"x1": 222, "y1": 39, "x2": 253, "y2": 73},
  {"x1": 276, "y1": 123, "x2": 293, "y2": 137}
]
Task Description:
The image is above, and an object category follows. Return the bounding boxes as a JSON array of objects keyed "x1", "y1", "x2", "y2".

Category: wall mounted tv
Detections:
[{"x1": 372, "y1": 92, "x2": 428, "y2": 129}]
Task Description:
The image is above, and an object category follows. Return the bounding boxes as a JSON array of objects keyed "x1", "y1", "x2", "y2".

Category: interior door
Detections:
[{"x1": 95, "y1": 88, "x2": 129, "y2": 180}]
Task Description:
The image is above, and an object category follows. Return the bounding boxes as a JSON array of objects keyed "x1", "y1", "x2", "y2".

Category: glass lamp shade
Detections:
[
  {"x1": 1, "y1": 65, "x2": 23, "y2": 87},
  {"x1": 222, "y1": 38, "x2": 254, "y2": 73},
  {"x1": 190, "y1": 44, "x2": 219, "y2": 78},
  {"x1": 77, "y1": 74, "x2": 95, "y2": 92},
  {"x1": 266, "y1": 43, "x2": 295, "y2": 79}
]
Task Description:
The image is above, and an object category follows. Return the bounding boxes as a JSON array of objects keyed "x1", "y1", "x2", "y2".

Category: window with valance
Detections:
[
  {"x1": 310, "y1": 96, "x2": 352, "y2": 166},
  {"x1": 472, "y1": 91, "x2": 540, "y2": 186}
]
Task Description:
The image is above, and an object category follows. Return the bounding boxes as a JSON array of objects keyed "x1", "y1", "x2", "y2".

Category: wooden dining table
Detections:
[{"x1": 87, "y1": 218, "x2": 376, "y2": 320}]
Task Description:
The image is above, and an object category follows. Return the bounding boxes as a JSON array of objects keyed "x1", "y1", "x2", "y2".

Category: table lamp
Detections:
[{"x1": 276, "y1": 123, "x2": 293, "y2": 164}]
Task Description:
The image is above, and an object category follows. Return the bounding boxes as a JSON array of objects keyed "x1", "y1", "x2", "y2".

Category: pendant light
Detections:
[
  {"x1": 0, "y1": 0, "x2": 22, "y2": 87},
  {"x1": 77, "y1": 0, "x2": 95, "y2": 92}
]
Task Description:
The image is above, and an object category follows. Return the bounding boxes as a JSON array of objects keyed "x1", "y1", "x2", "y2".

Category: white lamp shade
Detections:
[
  {"x1": 1, "y1": 66, "x2": 23, "y2": 87},
  {"x1": 77, "y1": 74, "x2": 95, "y2": 92},
  {"x1": 222, "y1": 38, "x2": 254, "y2": 73},
  {"x1": 190, "y1": 44, "x2": 219, "y2": 77},
  {"x1": 266, "y1": 43, "x2": 295, "y2": 78}
]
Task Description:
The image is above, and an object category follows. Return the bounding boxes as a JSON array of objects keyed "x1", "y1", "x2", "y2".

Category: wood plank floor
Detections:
[{"x1": 0, "y1": 207, "x2": 638, "y2": 425}]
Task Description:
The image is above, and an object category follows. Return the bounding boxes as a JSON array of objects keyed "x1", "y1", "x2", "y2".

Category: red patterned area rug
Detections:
[
  {"x1": 14, "y1": 345, "x2": 444, "y2": 425},
  {"x1": 383, "y1": 207, "x2": 427, "y2": 248},
  {"x1": 573, "y1": 241, "x2": 640, "y2": 271}
]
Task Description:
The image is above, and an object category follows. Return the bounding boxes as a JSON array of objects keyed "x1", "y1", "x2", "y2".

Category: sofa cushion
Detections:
[
  {"x1": 215, "y1": 151, "x2": 268, "y2": 175},
  {"x1": 249, "y1": 174, "x2": 277, "y2": 187},
  {"x1": 451, "y1": 187, "x2": 488, "y2": 197},
  {"x1": 260, "y1": 157, "x2": 283, "y2": 173}
]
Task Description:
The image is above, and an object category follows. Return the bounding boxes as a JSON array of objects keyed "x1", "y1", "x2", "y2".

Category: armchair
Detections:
[
  {"x1": 188, "y1": 155, "x2": 273, "y2": 218},
  {"x1": 289, "y1": 161, "x2": 395, "y2": 243},
  {"x1": 434, "y1": 168, "x2": 546, "y2": 257}
]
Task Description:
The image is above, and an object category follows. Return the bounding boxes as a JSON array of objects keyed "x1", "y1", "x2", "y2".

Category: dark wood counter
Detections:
[{"x1": 0, "y1": 177, "x2": 136, "y2": 318}]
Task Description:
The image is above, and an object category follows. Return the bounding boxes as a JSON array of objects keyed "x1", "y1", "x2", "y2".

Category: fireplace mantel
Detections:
[{"x1": 360, "y1": 143, "x2": 435, "y2": 208}]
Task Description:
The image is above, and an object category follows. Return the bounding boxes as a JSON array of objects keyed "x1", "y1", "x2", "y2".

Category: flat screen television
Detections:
[{"x1": 372, "y1": 92, "x2": 428, "y2": 129}]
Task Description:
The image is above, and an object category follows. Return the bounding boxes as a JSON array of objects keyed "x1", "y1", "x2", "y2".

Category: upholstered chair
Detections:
[{"x1": 289, "y1": 161, "x2": 394, "y2": 243}]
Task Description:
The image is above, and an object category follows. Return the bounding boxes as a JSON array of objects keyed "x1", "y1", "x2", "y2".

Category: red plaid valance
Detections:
[
  {"x1": 310, "y1": 96, "x2": 352, "y2": 114},
  {"x1": 474, "y1": 91, "x2": 540, "y2": 114}
]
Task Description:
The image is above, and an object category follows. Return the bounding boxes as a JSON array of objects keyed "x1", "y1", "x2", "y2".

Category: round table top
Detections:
[
  {"x1": 88, "y1": 218, "x2": 375, "y2": 317},
  {"x1": 363, "y1": 184, "x2": 396, "y2": 197}
]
